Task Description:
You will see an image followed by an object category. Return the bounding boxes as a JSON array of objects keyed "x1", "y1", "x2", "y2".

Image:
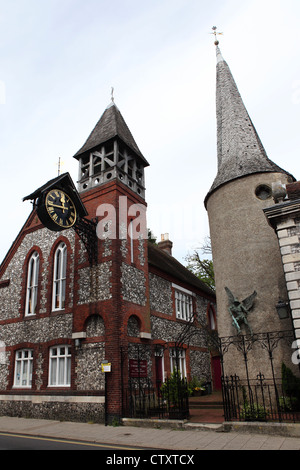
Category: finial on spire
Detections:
[
  {"x1": 57, "y1": 157, "x2": 64, "y2": 176},
  {"x1": 106, "y1": 87, "x2": 116, "y2": 109},
  {"x1": 211, "y1": 26, "x2": 223, "y2": 46}
]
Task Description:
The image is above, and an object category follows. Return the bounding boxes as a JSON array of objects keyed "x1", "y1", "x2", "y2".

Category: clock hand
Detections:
[
  {"x1": 60, "y1": 195, "x2": 66, "y2": 213},
  {"x1": 48, "y1": 203, "x2": 68, "y2": 211}
]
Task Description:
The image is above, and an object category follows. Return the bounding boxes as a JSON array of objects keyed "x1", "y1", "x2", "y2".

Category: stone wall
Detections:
[
  {"x1": 0, "y1": 313, "x2": 73, "y2": 347},
  {"x1": 0, "y1": 396, "x2": 105, "y2": 423},
  {"x1": 75, "y1": 343, "x2": 105, "y2": 390},
  {"x1": 0, "y1": 228, "x2": 75, "y2": 320},
  {"x1": 277, "y1": 216, "x2": 300, "y2": 340},
  {"x1": 120, "y1": 263, "x2": 146, "y2": 306},
  {"x1": 149, "y1": 273, "x2": 173, "y2": 315},
  {"x1": 77, "y1": 262, "x2": 112, "y2": 304}
]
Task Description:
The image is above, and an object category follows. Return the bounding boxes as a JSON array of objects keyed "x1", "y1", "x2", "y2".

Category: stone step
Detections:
[
  {"x1": 189, "y1": 403, "x2": 223, "y2": 409},
  {"x1": 184, "y1": 422, "x2": 224, "y2": 432}
]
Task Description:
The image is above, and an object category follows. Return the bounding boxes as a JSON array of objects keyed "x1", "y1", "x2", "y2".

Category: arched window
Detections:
[
  {"x1": 52, "y1": 242, "x2": 67, "y2": 311},
  {"x1": 208, "y1": 305, "x2": 217, "y2": 330},
  {"x1": 25, "y1": 251, "x2": 39, "y2": 316}
]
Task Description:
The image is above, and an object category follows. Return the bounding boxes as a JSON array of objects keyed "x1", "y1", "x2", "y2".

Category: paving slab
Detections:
[{"x1": 1, "y1": 416, "x2": 300, "y2": 450}]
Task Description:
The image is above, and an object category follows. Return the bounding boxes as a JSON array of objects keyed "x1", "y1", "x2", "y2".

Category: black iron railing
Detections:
[
  {"x1": 219, "y1": 330, "x2": 300, "y2": 423},
  {"x1": 123, "y1": 377, "x2": 189, "y2": 420},
  {"x1": 222, "y1": 374, "x2": 300, "y2": 422}
]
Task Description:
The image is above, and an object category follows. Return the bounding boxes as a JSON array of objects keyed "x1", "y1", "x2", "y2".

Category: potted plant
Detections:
[{"x1": 188, "y1": 377, "x2": 206, "y2": 396}]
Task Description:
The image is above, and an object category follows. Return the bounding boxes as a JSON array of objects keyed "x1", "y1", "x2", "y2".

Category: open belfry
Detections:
[{"x1": 205, "y1": 30, "x2": 299, "y2": 382}]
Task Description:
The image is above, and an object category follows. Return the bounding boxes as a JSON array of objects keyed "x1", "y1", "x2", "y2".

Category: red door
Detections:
[
  {"x1": 155, "y1": 356, "x2": 163, "y2": 388},
  {"x1": 212, "y1": 356, "x2": 222, "y2": 390}
]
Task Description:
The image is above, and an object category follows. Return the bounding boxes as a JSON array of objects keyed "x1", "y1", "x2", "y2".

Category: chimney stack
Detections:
[
  {"x1": 157, "y1": 233, "x2": 173, "y2": 256},
  {"x1": 286, "y1": 182, "x2": 300, "y2": 200}
]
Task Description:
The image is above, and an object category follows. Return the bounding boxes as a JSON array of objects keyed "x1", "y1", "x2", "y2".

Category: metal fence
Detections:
[
  {"x1": 121, "y1": 344, "x2": 190, "y2": 420},
  {"x1": 123, "y1": 376, "x2": 189, "y2": 420},
  {"x1": 222, "y1": 374, "x2": 300, "y2": 423},
  {"x1": 219, "y1": 330, "x2": 300, "y2": 423}
]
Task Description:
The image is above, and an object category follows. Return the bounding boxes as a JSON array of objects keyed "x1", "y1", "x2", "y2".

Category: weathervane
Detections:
[
  {"x1": 211, "y1": 26, "x2": 223, "y2": 46},
  {"x1": 57, "y1": 157, "x2": 64, "y2": 176},
  {"x1": 111, "y1": 86, "x2": 114, "y2": 103}
]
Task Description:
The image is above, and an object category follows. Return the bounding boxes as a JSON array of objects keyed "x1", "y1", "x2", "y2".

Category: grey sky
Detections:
[{"x1": 0, "y1": 0, "x2": 299, "y2": 264}]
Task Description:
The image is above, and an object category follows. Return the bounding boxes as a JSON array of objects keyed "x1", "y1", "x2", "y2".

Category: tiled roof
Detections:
[
  {"x1": 147, "y1": 242, "x2": 215, "y2": 297},
  {"x1": 73, "y1": 102, "x2": 149, "y2": 166}
]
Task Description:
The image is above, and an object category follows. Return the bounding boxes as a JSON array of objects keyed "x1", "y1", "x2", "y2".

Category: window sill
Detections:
[
  {"x1": 176, "y1": 317, "x2": 194, "y2": 323},
  {"x1": 12, "y1": 386, "x2": 32, "y2": 389},
  {"x1": 47, "y1": 385, "x2": 71, "y2": 388}
]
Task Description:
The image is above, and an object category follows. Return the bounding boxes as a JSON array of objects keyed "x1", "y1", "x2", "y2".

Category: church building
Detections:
[{"x1": 0, "y1": 99, "x2": 217, "y2": 424}]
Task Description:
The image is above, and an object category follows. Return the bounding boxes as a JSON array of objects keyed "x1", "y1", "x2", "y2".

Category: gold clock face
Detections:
[{"x1": 45, "y1": 189, "x2": 77, "y2": 229}]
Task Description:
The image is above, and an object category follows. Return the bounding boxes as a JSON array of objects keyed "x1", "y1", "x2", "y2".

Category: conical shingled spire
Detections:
[{"x1": 205, "y1": 46, "x2": 294, "y2": 206}]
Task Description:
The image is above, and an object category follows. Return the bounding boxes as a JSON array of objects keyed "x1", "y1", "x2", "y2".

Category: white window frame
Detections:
[
  {"x1": 209, "y1": 307, "x2": 216, "y2": 330},
  {"x1": 154, "y1": 346, "x2": 165, "y2": 383},
  {"x1": 48, "y1": 345, "x2": 71, "y2": 387},
  {"x1": 169, "y1": 348, "x2": 187, "y2": 378},
  {"x1": 173, "y1": 284, "x2": 194, "y2": 321},
  {"x1": 52, "y1": 242, "x2": 67, "y2": 311},
  {"x1": 25, "y1": 251, "x2": 39, "y2": 316},
  {"x1": 14, "y1": 349, "x2": 33, "y2": 388}
]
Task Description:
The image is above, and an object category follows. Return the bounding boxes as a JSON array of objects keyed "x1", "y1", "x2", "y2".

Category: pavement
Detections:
[{"x1": 1, "y1": 415, "x2": 300, "y2": 450}]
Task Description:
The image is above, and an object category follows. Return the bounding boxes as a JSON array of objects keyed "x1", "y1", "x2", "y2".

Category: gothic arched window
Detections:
[
  {"x1": 25, "y1": 251, "x2": 40, "y2": 316},
  {"x1": 52, "y1": 242, "x2": 67, "y2": 311}
]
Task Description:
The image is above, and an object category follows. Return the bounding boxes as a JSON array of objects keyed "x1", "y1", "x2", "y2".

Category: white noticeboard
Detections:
[{"x1": 101, "y1": 363, "x2": 111, "y2": 373}]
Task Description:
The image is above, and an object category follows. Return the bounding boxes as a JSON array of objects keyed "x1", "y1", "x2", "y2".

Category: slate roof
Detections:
[
  {"x1": 73, "y1": 102, "x2": 149, "y2": 166},
  {"x1": 204, "y1": 47, "x2": 294, "y2": 206},
  {"x1": 147, "y1": 242, "x2": 215, "y2": 298}
]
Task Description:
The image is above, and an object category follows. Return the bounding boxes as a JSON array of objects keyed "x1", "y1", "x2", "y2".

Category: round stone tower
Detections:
[{"x1": 205, "y1": 45, "x2": 296, "y2": 379}]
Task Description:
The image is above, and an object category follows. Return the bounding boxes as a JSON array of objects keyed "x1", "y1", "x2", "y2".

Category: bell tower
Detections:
[{"x1": 72, "y1": 98, "x2": 150, "y2": 424}]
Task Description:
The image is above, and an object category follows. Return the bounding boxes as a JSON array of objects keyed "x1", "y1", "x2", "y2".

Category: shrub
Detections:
[
  {"x1": 160, "y1": 371, "x2": 189, "y2": 407},
  {"x1": 239, "y1": 403, "x2": 269, "y2": 421}
]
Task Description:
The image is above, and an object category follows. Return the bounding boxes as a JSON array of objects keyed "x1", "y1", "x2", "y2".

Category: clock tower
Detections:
[{"x1": 72, "y1": 99, "x2": 151, "y2": 424}]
